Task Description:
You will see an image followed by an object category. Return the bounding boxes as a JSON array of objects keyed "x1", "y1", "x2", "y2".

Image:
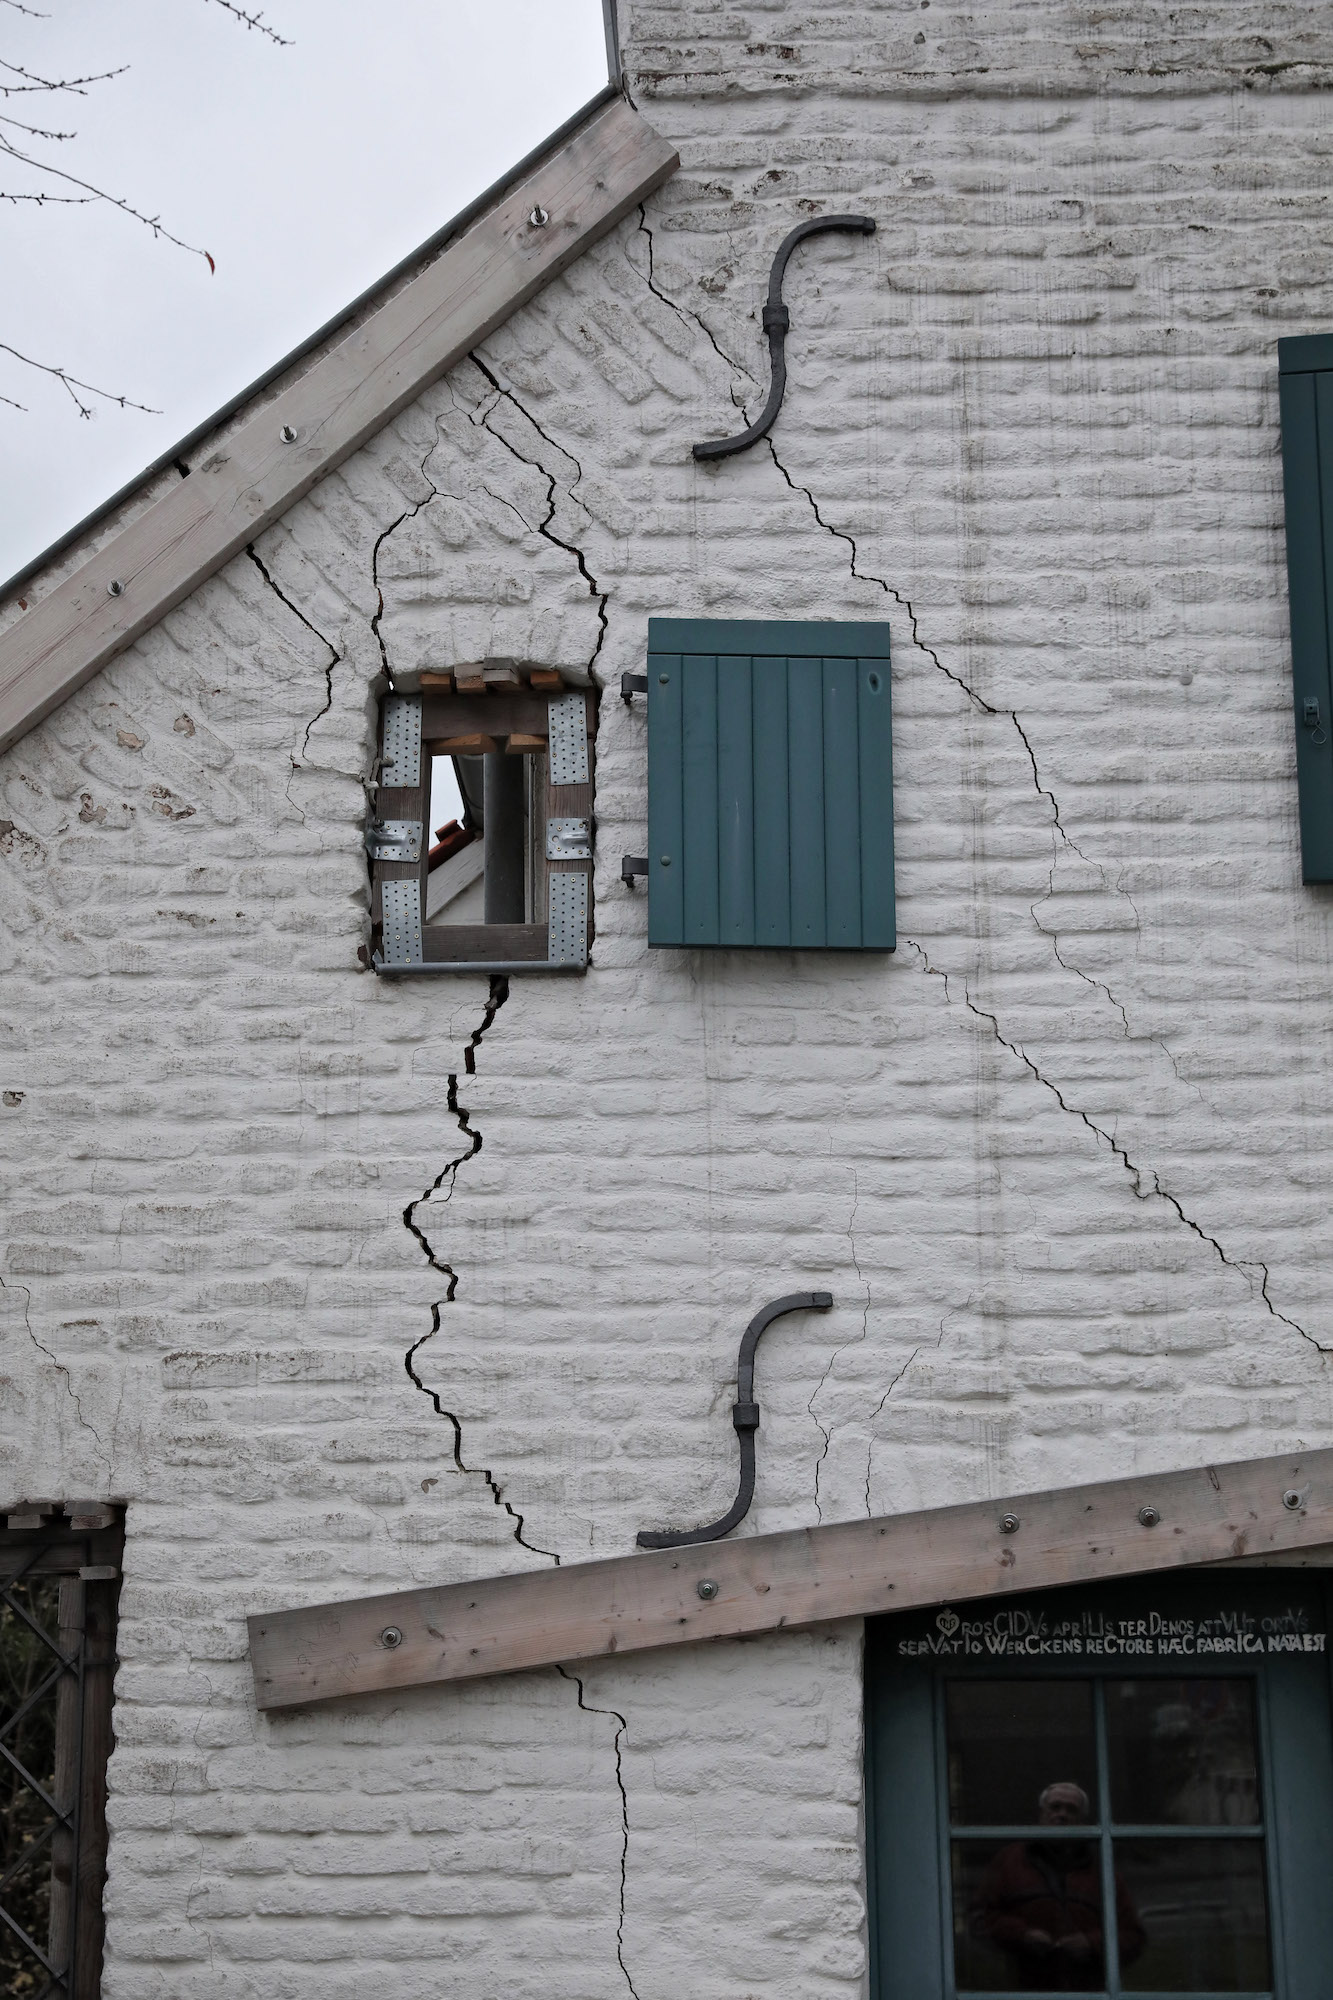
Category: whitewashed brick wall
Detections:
[{"x1": 2, "y1": 4, "x2": 1333, "y2": 1991}]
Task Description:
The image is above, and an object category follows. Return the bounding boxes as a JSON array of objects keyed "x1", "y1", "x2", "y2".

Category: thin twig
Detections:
[
  {"x1": 0, "y1": 58, "x2": 128, "y2": 95},
  {"x1": 0, "y1": 128, "x2": 215, "y2": 266},
  {"x1": 0, "y1": 189, "x2": 92, "y2": 204},
  {"x1": 202, "y1": 0, "x2": 291, "y2": 44},
  {"x1": 0, "y1": 341, "x2": 159, "y2": 418}
]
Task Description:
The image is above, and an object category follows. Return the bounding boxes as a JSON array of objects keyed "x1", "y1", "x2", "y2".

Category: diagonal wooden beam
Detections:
[
  {"x1": 0, "y1": 95, "x2": 678, "y2": 757},
  {"x1": 249, "y1": 1446, "x2": 1333, "y2": 1710}
]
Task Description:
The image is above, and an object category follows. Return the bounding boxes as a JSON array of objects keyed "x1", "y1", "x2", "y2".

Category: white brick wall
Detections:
[{"x1": 2, "y1": 4, "x2": 1333, "y2": 1990}]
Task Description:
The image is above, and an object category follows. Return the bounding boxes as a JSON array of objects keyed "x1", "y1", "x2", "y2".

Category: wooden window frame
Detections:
[
  {"x1": 865, "y1": 1570, "x2": 1333, "y2": 2000},
  {"x1": 1278, "y1": 333, "x2": 1333, "y2": 884},
  {"x1": 370, "y1": 667, "x2": 595, "y2": 976}
]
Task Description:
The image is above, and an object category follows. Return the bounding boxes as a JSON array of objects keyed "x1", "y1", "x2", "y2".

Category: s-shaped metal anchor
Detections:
[
  {"x1": 636, "y1": 1291, "x2": 835, "y2": 1548},
  {"x1": 692, "y1": 215, "x2": 876, "y2": 461}
]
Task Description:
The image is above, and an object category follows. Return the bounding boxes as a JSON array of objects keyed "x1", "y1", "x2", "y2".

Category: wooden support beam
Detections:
[
  {"x1": 0, "y1": 96, "x2": 678, "y2": 756},
  {"x1": 249, "y1": 1446, "x2": 1333, "y2": 1711}
]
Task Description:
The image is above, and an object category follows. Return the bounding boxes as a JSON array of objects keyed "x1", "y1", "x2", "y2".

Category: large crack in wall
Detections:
[
  {"x1": 623, "y1": 201, "x2": 1330, "y2": 1500},
  {"x1": 399, "y1": 976, "x2": 564, "y2": 1563},
  {"x1": 556, "y1": 1665, "x2": 639, "y2": 2000},
  {"x1": 0, "y1": 1270, "x2": 111, "y2": 1482}
]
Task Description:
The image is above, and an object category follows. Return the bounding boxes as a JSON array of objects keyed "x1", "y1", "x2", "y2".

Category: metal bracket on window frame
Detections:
[
  {"x1": 365, "y1": 819, "x2": 423, "y2": 863},
  {"x1": 373, "y1": 863, "x2": 592, "y2": 978},
  {"x1": 546, "y1": 816, "x2": 591, "y2": 861}
]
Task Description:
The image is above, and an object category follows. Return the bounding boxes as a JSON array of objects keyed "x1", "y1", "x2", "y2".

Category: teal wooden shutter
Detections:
[
  {"x1": 1279, "y1": 334, "x2": 1333, "y2": 882},
  {"x1": 645, "y1": 618, "x2": 894, "y2": 949}
]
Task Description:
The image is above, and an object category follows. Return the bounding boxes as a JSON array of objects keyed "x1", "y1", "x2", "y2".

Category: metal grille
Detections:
[{"x1": 0, "y1": 1509, "x2": 120, "y2": 2000}]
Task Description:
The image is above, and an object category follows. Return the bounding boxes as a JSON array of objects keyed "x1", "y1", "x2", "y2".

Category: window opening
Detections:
[
  {"x1": 0, "y1": 1502, "x2": 122, "y2": 2000},
  {"x1": 866, "y1": 1576, "x2": 1333, "y2": 2000},
  {"x1": 370, "y1": 668, "x2": 594, "y2": 975},
  {"x1": 944, "y1": 1676, "x2": 1270, "y2": 1995}
]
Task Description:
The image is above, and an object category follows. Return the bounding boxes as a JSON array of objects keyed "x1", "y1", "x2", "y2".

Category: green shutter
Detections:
[
  {"x1": 1279, "y1": 334, "x2": 1333, "y2": 883},
  {"x1": 645, "y1": 618, "x2": 894, "y2": 950}
]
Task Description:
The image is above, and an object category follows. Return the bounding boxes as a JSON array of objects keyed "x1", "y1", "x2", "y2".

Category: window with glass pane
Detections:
[{"x1": 942, "y1": 1677, "x2": 1272, "y2": 1997}]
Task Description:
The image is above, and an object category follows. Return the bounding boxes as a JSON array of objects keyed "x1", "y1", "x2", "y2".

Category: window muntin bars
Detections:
[{"x1": 939, "y1": 1675, "x2": 1274, "y2": 1998}]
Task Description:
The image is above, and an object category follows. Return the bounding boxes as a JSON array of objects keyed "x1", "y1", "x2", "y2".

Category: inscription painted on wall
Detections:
[{"x1": 897, "y1": 1602, "x2": 1328, "y2": 1660}]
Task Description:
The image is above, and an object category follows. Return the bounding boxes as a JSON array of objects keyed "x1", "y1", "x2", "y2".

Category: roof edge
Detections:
[
  {"x1": 0, "y1": 94, "x2": 679, "y2": 757},
  {"x1": 0, "y1": 78, "x2": 621, "y2": 608}
]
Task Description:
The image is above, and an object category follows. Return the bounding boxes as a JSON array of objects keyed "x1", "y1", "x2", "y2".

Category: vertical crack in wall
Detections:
[
  {"x1": 632, "y1": 204, "x2": 755, "y2": 389},
  {"x1": 400, "y1": 978, "x2": 561, "y2": 1563},
  {"x1": 623, "y1": 244, "x2": 1307, "y2": 1349},
  {"x1": 466, "y1": 353, "x2": 609, "y2": 677},
  {"x1": 0, "y1": 1272, "x2": 111, "y2": 1479},
  {"x1": 555, "y1": 1664, "x2": 639, "y2": 2000},
  {"x1": 808, "y1": 1168, "x2": 871, "y2": 1522},
  {"x1": 244, "y1": 543, "x2": 342, "y2": 758},
  {"x1": 903, "y1": 938, "x2": 1328, "y2": 1356},
  {"x1": 863, "y1": 1308, "x2": 953, "y2": 1516},
  {"x1": 368, "y1": 438, "x2": 444, "y2": 687},
  {"x1": 624, "y1": 219, "x2": 1151, "y2": 1052}
]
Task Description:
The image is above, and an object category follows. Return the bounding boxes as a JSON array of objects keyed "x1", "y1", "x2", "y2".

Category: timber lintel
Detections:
[{"x1": 249, "y1": 1445, "x2": 1333, "y2": 1711}]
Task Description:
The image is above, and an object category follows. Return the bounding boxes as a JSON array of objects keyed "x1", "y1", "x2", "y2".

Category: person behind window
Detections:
[{"x1": 969, "y1": 1780, "x2": 1145, "y2": 1992}]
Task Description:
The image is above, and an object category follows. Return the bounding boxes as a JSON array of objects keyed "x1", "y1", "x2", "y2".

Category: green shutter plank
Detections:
[
  {"x1": 858, "y1": 658, "x2": 896, "y2": 948},
  {"x1": 1278, "y1": 338, "x2": 1333, "y2": 883},
  {"x1": 646, "y1": 651, "x2": 684, "y2": 945},
  {"x1": 822, "y1": 657, "x2": 863, "y2": 947},
  {"x1": 680, "y1": 655, "x2": 720, "y2": 945},
  {"x1": 788, "y1": 657, "x2": 827, "y2": 947},
  {"x1": 645, "y1": 618, "x2": 894, "y2": 950},
  {"x1": 751, "y1": 657, "x2": 792, "y2": 947},
  {"x1": 716, "y1": 655, "x2": 756, "y2": 943}
]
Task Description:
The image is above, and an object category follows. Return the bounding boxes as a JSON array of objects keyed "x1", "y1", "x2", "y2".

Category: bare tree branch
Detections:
[
  {"x1": 0, "y1": 342, "x2": 161, "y2": 419},
  {"x1": 0, "y1": 189, "x2": 93, "y2": 203},
  {"x1": 0, "y1": 58, "x2": 129, "y2": 95},
  {"x1": 0, "y1": 128, "x2": 215, "y2": 266},
  {"x1": 202, "y1": 0, "x2": 290, "y2": 46},
  {"x1": 0, "y1": 0, "x2": 289, "y2": 422}
]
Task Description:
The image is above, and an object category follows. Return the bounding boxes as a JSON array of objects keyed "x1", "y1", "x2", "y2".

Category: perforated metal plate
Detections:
[
  {"x1": 381, "y1": 878, "x2": 424, "y2": 966},
  {"x1": 546, "y1": 816, "x2": 591, "y2": 861},
  {"x1": 547, "y1": 692, "x2": 589, "y2": 785},
  {"x1": 382, "y1": 695, "x2": 422, "y2": 789},
  {"x1": 547, "y1": 872, "x2": 588, "y2": 966}
]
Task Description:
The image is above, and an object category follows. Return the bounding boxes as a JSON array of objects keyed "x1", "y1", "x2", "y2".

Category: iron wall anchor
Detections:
[
  {"x1": 692, "y1": 215, "x2": 876, "y2": 462},
  {"x1": 637, "y1": 1291, "x2": 834, "y2": 1549}
]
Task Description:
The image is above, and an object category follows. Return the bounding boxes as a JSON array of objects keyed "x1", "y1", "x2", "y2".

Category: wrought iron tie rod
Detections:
[
  {"x1": 637, "y1": 1291, "x2": 834, "y2": 1548},
  {"x1": 692, "y1": 215, "x2": 876, "y2": 461}
]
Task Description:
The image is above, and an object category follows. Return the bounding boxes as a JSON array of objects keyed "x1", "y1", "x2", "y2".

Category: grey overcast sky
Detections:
[{"x1": 0, "y1": 0, "x2": 609, "y2": 586}]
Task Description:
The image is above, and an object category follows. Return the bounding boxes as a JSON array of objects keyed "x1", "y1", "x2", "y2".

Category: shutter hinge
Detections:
[
  {"x1": 621, "y1": 855, "x2": 648, "y2": 886},
  {"x1": 365, "y1": 818, "x2": 423, "y2": 863},
  {"x1": 620, "y1": 672, "x2": 648, "y2": 704}
]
